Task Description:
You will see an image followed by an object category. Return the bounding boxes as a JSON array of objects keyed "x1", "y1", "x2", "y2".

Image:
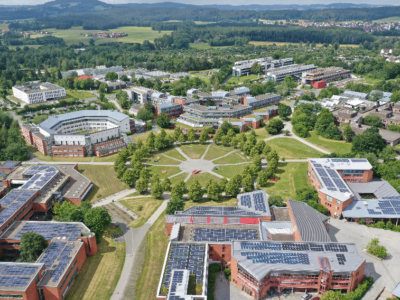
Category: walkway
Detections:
[{"x1": 110, "y1": 193, "x2": 170, "y2": 300}]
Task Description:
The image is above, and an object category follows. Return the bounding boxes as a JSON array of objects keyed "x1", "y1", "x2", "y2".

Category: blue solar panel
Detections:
[
  {"x1": 240, "y1": 195, "x2": 251, "y2": 208},
  {"x1": 0, "y1": 276, "x2": 30, "y2": 287},
  {"x1": 316, "y1": 168, "x2": 328, "y2": 177},
  {"x1": 193, "y1": 228, "x2": 258, "y2": 242},
  {"x1": 326, "y1": 169, "x2": 340, "y2": 179},
  {"x1": 368, "y1": 209, "x2": 382, "y2": 215}
]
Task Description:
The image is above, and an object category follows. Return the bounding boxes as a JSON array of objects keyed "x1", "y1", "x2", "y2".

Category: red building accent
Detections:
[{"x1": 92, "y1": 138, "x2": 127, "y2": 157}]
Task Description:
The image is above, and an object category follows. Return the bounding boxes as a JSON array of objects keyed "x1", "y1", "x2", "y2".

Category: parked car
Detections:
[
  {"x1": 302, "y1": 294, "x2": 312, "y2": 300},
  {"x1": 192, "y1": 169, "x2": 201, "y2": 174},
  {"x1": 154, "y1": 160, "x2": 158, "y2": 162}
]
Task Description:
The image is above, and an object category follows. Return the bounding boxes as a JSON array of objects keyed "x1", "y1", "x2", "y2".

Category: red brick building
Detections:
[{"x1": 92, "y1": 138, "x2": 127, "y2": 157}]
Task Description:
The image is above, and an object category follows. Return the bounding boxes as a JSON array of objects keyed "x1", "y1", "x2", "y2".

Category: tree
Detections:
[
  {"x1": 99, "y1": 83, "x2": 108, "y2": 93},
  {"x1": 173, "y1": 127, "x2": 182, "y2": 141},
  {"x1": 315, "y1": 109, "x2": 341, "y2": 140},
  {"x1": 171, "y1": 180, "x2": 186, "y2": 199},
  {"x1": 188, "y1": 180, "x2": 204, "y2": 202},
  {"x1": 219, "y1": 177, "x2": 228, "y2": 193},
  {"x1": 137, "y1": 108, "x2": 154, "y2": 122},
  {"x1": 199, "y1": 129, "x2": 210, "y2": 144},
  {"x1": 20, "y1": 232, "x2": 48, "y2": 262},
  {"x1": 135, "y1": 177, "x2": 148, "y2": 194},
  {"x1": 207, "y1": 180, "x2": 222, "y2": 201},
  {"x1": 231, "y1": 137, "x2": 239, "y2": 148},
  {"x1": 257, "y1": 170, "x2": 268, "y2": 187},
  {"x1": 296, "y1": 187, "x2": 319, "y2": 202},
  {"x1": 105, "y1": 72, "x2": 118, "y2": 81},
  {"x1": 162, "y1": 178, "x2": 172, "y2": 191},
  {"x1": 242, "y1": 175, "x2": 254, "y2": 192},
  {"x1": 284, "y1": 75, "x2": 297, "y2": 89},
  {"x1": 166, "y1": 197, "x2": 185, "y2": 215},
  {"x1": 265, "y1": 118, "x2": 284, "y2": 135},
  {"x1": 352, "y1": 127, "x2": 386, "y2": 154},
  {"x1": 252, "y1": 154, "x2": 262, "y2": 172},
  {"x1": 379, "y1": 146, "x2": 397, "y2": 162},
  {"x1": 221, "y1": 135, "x2": 230, "y2": 146},
  {"x1": 151, "y1": 181, "x2": 164, "y2": 198},
  {"x1": 146, "y1": 132, "x2": 155, "y2": 150},
  {"x1": 268, "y1": 195, "x2": 286, "y2": 207},
  {"x1": 225, "y1": 178, "x2": 240, "y2": 196},
  {"x1": 266, "y1": 150, "x2": 279, "y2": 162},
  {"x1": 391, "y1": 90, "x2": 400, "y2": 103},
  {"x1": 144, "y1": 102, "x2": 154, "y2": 113},
  {"x1": 120, "y1": 74, "x2": 129, "y2": 82},
  {"x1": 250, "y1": 62, "x2": 262, "y2": 74},
  {"x1": 84, "y1": 207, "x2": 112, "y2": 242},
  {"x1": 364, "y1": 114, "x2": 383, "y2": 128},
  {"x1": 178, "y1": 132, "x2": 186, "y2": 144},
  {"x1": 157, "y1": 112, "x2": 171, "y2": 128},
  {"x1": 343, "y1": 123, "x2": 353, "y2": 142},
  {"x1": 187, "y1": 129, "x2": 196, "y2": 143},
  {"x1": 278, "y1": 104, "x2": 292, "y2": 120},
  {"x1": 122, "y1": 169, "x2": 136, "y2": 187},
  {"x1": 263, "y1": 144, "x2": 271, "y2": 156}
]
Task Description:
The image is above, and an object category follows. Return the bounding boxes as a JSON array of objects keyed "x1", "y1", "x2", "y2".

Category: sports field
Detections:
[{"x1": 30, "y1": 26, "x2": 172, "y2": 45}]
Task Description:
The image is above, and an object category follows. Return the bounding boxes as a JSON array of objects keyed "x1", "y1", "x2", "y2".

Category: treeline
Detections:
[
  {"x1": 0, "y1": 112, "x2": 30, "y2": 161},
  {"x1": 1, "y1": 36, "x2": 65, "y2": 46}
]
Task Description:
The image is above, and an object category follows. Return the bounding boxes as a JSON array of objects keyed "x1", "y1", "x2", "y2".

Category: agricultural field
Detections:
[
  {"x1": 64, "y1": 225, "x2": 125, "y2": 300},
  {"x1": 30, "y1": 26, "x2": 172, "y2": 45}
]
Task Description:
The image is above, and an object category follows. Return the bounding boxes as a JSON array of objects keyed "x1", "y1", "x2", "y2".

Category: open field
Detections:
[
  {"x1": 146, "y1": 166, "x2": 181, "y2": 180},
  {"x1": 303, "y1": 131, "x2": 352, "y2": 154},
  {"x1": 373, "y1": 17, "x2": 400, "y2": 22},
  {"x1": 134, "y1": 212, "x2": 170, "y2": 300},
  {"x1": 179, "y1": 144, "x2": 208, "y2": 159},
  {"x1": 31, "y1": 26, "x2": 172, "y2": 45},
  {"x1": 203, "y1": 145, "x2": 234, "y2": 160},
  {"x1": 214, "y1": 164, "x2": 249, "y2": 178},
  {"x1": 65, "y1": 224, "x2": 125, "y2": 300},
  {"x1": 186, "y1": 172, "x2": 221, "y2": 187},
  {"x1": 213, "y1": 152, "x2": 248, "y2": 165},
  {"x1": 79, "y1": 165, "x2": 130, "y2": 202},
  {"x1": 262, "y1": 162, "x2": 310, "y2": 200},
  {"x1": 189, "y1": 43, "x2": 230, "y2": 50},
  {"x1": 132, "y1": 132, "x2": 154, "y2": 143},
  {"x1": 65, "y1": 90, "x2": 95, "y2": 100},
  {"x1": 246, "y1": 127, "x2": 270, "y2": 140},
  {"x1": 249, "y1": 41, "x2": 359, "y2": 48},
  {"x1": 120, "y1": 196, "x2": 164, "y2": 228},
  {"x1": 194, "y1": 21, "x2": 216, "y2": 25},
  {"x1": 0, "y1": 24, "x2": 9, "y2": 31},
  {"x1": 266, "y1": 138, "x2": 323, "y2": 159}
]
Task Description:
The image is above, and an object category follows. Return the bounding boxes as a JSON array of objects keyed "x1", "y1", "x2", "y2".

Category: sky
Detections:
[{"x1": 2, "y1": 0, "x2": 400, "y2": 5}]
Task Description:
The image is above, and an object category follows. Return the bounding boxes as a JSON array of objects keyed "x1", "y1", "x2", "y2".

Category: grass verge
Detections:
[
  {"x1": 213, "y1": 164, "x2": 250, "y2": 178},
  {"x1": 178, "y1": 144, "x2": 208, "y2": 159}
]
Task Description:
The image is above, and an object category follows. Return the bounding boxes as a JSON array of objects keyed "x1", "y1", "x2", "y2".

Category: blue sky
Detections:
[{"x1": 2, "y1": 0, "x2": 399, "y2": 5}]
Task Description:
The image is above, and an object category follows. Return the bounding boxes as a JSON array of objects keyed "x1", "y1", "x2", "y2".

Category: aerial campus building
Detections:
[
  {"x1": 232, "y1": 57, "x2": 293, "y2": 76},
  {"x1": 266, "y1": 64, "x2": 317, "y2": 83},
  {"x1": 12, "y1": 83, "x2": 66, "y2": 105},
  {"x1": 0, "y1": 162, "x2": 97, "y2": 300},
  {"x1": 21, "y1": 110, "x2": 144, "y2": 158},
  {"x1": 301, "y1": 67, "x2": 351, "y2": 88},
  {"x1": 158, "y1": 191, "x2": 366, "y2": 299},
  {"x1": 308, "y1": 158, "x2": 400, "y2": 224}
]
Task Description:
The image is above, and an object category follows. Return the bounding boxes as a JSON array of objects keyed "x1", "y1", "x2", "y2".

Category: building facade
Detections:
[{"x1": 12, "y1": 83, "x2": 66, "y2": 104}]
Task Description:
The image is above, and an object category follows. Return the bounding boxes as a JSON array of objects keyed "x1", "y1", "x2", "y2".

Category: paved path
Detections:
[
  {"x1": 92, "y1": 189, "x2": 136, "y2": 207},
  {"x1": 161, "y1": 153, "x2": 184, "y2": 162},
  {"x1": 201, "y1": 144, "x2": 212, "y2": 159},
  {"x1": 111, "y1": 194, "x2": 170, "y2": 300},
  {"x1": 174, "y1": 145, "x2": 190, "y2": 160},
  {"x1": 210, "y1": 149, "x2": 238, "y2": 161}
]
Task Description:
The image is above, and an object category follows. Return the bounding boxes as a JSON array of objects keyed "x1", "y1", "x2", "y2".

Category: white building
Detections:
[
  {"x1": 12, "y1": 82, "x2": 66, "y2": 104},
  {"x1": 123, "y1": 86, "x2": 154, "y2": 104}
]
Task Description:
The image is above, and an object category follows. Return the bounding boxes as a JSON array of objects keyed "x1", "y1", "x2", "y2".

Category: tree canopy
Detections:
[{"x1": 20, "y1": 232, "x2": 48, "y2": 262}]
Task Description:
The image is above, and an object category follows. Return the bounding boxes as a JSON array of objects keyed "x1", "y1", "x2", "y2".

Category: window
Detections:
[
  {"x1": 0, "y1": 294, "x2": 23, "y2": 299},
  {"x1": 336, "y1": 200, "x2": 340, "y2": 205},
  {"x1": 222, "y1": 254, "x2": 225, "y2": 258},
  {"x1": 336, "y1": 206, "x2": 340, "y2": 210},
  {"x1": 327, "y1": 196, "x2": 332, "y2": 202}
]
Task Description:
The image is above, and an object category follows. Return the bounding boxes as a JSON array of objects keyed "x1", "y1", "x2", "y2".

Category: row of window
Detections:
[
  {"x1": 53, "y1": 154, "x2": 84, "y2": 157},
  {"x1": 53, "y1": 149, "x2": 83, "y2": 152}
]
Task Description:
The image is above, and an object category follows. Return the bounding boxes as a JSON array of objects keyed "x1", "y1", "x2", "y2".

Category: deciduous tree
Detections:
[{"x1": 20, "y1": 232, "x2": 48, "y2": 262}]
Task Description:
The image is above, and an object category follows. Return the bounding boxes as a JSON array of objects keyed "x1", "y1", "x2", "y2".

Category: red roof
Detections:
[{"x1": 75, "y1": 75, "x2": 93, "y2": 81}]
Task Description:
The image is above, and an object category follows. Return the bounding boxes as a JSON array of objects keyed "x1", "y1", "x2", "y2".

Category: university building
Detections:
[{"x1": 12, "y1": 83, "x2": 66, "y2": 105}]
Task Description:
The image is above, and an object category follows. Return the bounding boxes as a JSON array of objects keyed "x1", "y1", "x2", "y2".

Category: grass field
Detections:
[
  {"x1": 120, "y1": 197, "x2": 164, "y2": 228},
  {"x1": 146, "y1": 166, "x2": 181, "y2": 180},
  {"x1": 194, "y1": 21, "x2": 216, "y2": 25},
  {"x1": 249, "y1": 41, "x2": 358, "y2": 48},
  {"x1": 266, "y1": 138, "x2": 323, "y2": 159},
  {"x1": 184, "y1": 196, "x2": 237, "y2": 210},
  {"x1": 203, "y1": 145, "x2": 234, "y2": 160},
  {"x1": 303, "y1": 131, "x2": 352, "y2": 154},
  {"x1": 65, "y1": 225, "x2": 125, "y2": 300},
  {"x1": 179, "y1": 144, "x2": 208, "y2": 159},
  {"x1": 149, "y1": 154, "x2": 181, "y2": 165},
  {"x1": 186, "y1": 172, "x2": 221, "y2": 187},
  {"x1": 246, "y1": 127, "x2": 270, "y2": 140},
  {"x1": 132, "y1": 132, "x2": 154, "y2": 143},
  {"x1": 213, "y1": 152, "x2": 248, "y2": 165},
  {"x1": 373, "y1": 17, "x2": 400, "y2": 22},
  {"x1": 189, "y1": 43, "x2": 230, "y2": 50},
  {"x1": 0, "y1": 24, "x2": 9, "y2": 31},
  {"x1": 93, "y1": 153, "x2": 120, "y2": 162},
  {"x1": 262, "y1": 162, "x2": 310, "y2": 200},
  {"x1": 214, "y1": 164, "x2": 249, "y2": 178},
  {"x1": 79, "y1": 165, "x2": 130, "y2": 202},
  {"x1": 161, "y1": 148, "x2": 186, "y2": 161},
  {"x1": 170, "y1": 172, "x2": 188, "y2": 182},
  {"x1": 134, "y1": 212, "x2": 170, "y2": 300},
  {"x1": 31, "y1": 26, "x2": 172, "y2": 45},
  {"x1": 227, "y1": 74, "x2": 263, "y2": 84},
  {"x1": 65, "y1": 90, "x2": 95, "y2": 100}
]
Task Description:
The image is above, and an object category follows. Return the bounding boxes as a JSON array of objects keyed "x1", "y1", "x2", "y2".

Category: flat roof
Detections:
[
  {"x1": 0, "y1": 190, "x2": 37, "y2": 229},
  {"x1": 0, "y1": 221, "x2": 90, "y2": 241},
  {"x1": 39, "y1": 110, "x2": 130, "y2": 131},
  {"x1": 0, "y1": 262, "x2": 43, "y2": 292},
  {"x1": 288, "y1": 200, "x2": 331, "y2": 243},
  {"x1": 342, "y1": 198, "x2": 400, "y2": 219},
  {"x1": 20, "y1": 166, "x2": 60, "y2": 191},
  {"x1": 347, "y1": 179, "x2": 400, "y2": 199},
  {"x1": 232, "y1": 241, "x2": 365, "y2": 281},
  {"x1": 0, "y1": 161, "x2": 20, "y2": 169},
  {"x1": 185, "y1": 104, "x2": 250, "y2": 112},
  {"x1": 37, "y1": 238, "x2": 83, "y2": 288}
]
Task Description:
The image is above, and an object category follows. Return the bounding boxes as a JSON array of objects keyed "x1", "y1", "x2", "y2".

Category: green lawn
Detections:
[
  {"x1": 93, "y1": 153, "x2": 120, "y2": 162},
  {"x1": 213, "y1": 152, "x2": 248, "y2": 165},
  {"x1": 146, "y1": 166, "x2": 181, "y2": 180},
  {"x1": 203, "y1": 145, "x2": 234, "y2": 160},
  {"x1": 214, "y1": 164, "x2": 249, "y2": 178},
  {"x1": 31, "y1": 26, "x2": 172, "y2": 45},
  {"x1": 79, "y1": 165, "x2": 130, "y2": 202},
  {"x1": 184, "y1": 196, "x2": 237, "y2": 210},
  {"x1": 65, "y1": 90, "x2": 95, "y2": 100},
  {"x1": 303, "y1": 131, "x2": 352, "y2": 154},
  {"x1": 186, "y1": 172, "x2": 221, "y2": 187},
  {"x1": 373, "y1": 17, "x2": 400, "y2": 22},
  {"x1": 227, "y1": 74, "x2": 262, "y2": 84},
  {"x1": 178, "y1": 144, "x2": 208, "y2": 159},
  {"x1": 262, "y1": 162, "x2": 311, "y2": 200},
  {"x1": 246, "y1": 127, "x2": 270, "y2": 140},
  {"x1": 161, "y1": 148, "x2": 186, "y2": 161},
  {"x1": 149, "y1": 154, "x2": 181, "y2": 165},
  {"x1": 120, "y1": 197, "x2": 164, "y2": 228},
  {"x1": 132, "y1": 132, "x2": 154, "y2": 143},
  {"x1": 169, "y1": 172, "x2": 188, "y2": 182},
  {"x1": 64, "y1": 225, "x2": 125, "y2": 300},
  {"x1": 266, "y1": 138, "x2": 323, "y2": 159}
]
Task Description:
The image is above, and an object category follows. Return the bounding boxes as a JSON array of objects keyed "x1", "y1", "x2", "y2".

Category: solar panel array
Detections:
[
  {"x1": 336, "y1": 254, "x2": 346, "y2": 265},
  {"x1": 241, "y1": 251, "x2": 310, "y2": 265},
  {"x1": 13, "y1": 223, "x2": 83, "y2": 241},
  {"x1": 240, "y1": 195, "x2": 251, "y2": 208},
  {"x1": 193, "y1": 228, "x2": 258, "y2": 242},
  {"x1": 313, "y1": 163, "x2": 350, "y2": 193},
  {"x1": 0, "y1": 265, "x2": 38, "y2": 276},
  {"x1": 183, "y1": 206, "x2": 258, "y2": 216},
  {"x1": 0, "y1": 162, "x2": 18, "y2": 168},
  {"x1": 0, "y1": 276, "x2": 31, "y2": 287},
  {"x1": 163, "y1": 244, "x2": 204, "y2": 289},
  {"x1": 253, "y1": 192, "x2": 267, "y2": 213},
  {"x1": 0, "y1": 190, "x2": 36, "y2": 227},
  {"x1": 168, "y1": 270, "x2": 185, "y2": 300},
  {"x1": 331, "y1": 159, "x2": 350, "y2": 162},
  {"x1": 0, "y1": 171, "x2": 8, "y2": 180},
  {"x1": 21, "y1": 166, "x2": 59, "y2": 191},
  {"x1": 240, "y1": 242, "x2": 348, "y2": 252},
  {"x1": 38, "y1": 242, "x2": 75, "y2": 283}
]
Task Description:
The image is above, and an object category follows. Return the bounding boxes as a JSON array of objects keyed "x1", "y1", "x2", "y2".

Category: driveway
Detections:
[{"x1": 328, "y1": 218, "x2": 400, "y2": 299}]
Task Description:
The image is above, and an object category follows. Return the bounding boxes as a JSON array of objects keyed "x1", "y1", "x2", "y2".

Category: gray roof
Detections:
[
  {"x1": 232, "y1": 241, "x2": 365, "y2": 281},
  {"x1": 342, "y1": 199, "x2": 400, "y2": 219},
  {"x1": 347, "y1": 180, "x2": 400, "y2": 199},
  {"x1": 343, "y1": 91, "x2": 368, "y2": 98},
  {"x1": 39, "y1": 110, "x2": 130, "y2": 130},
  {"x1": 392, "y1": 282, "x2": 400, "y2": 298},
  {"x1": 350, "y1": 124, "x2": 400, "y2": 143},
  {"x1": 288, "y1": 200, "x2": 331, "y2": 242}
]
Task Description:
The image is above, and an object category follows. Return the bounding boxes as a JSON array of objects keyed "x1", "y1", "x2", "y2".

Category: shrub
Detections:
[
  {"x1": 224, "y1": 268, "x2": 231, "y2": 281},
  {"x1": 137, "y1": 205, "x2": 143, "y2": 211}
]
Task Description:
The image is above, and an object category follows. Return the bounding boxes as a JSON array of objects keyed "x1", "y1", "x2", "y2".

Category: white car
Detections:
[{"x1": 302, "y1": 293, "x2": 312, "y2": 300}]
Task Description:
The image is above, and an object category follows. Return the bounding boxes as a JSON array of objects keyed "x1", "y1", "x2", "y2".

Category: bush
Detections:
[
  {"x1": 137, "y1": 205, "x2": 143, "y2": 211},
  {"x1": 366, "y1": 238, "x2": 387, "y2": 258},
  {"x1": 224, "y1": 268, "x2": 231, "y2": 281},
  {"x1": 321, "y1": 276, "x2": 373, "y2": 300},
  {"x1": 207, "y1": 264, "x2": 221, "y2": 300}
]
